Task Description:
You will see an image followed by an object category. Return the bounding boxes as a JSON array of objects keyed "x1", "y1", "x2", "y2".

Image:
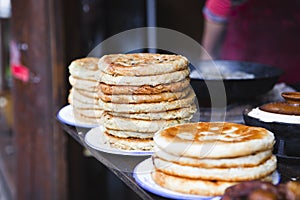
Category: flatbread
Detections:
[
  {"x1": 103, "y1": 131, "x2": 154, "y2": 151},
  {"x1": 73, "y1": 88, "x2": 99, "y2": 99},
  {"x1": 73, "y1": 109, "x2": 103, "y2": 124},
  {"x1": 69, "y1": 76, "x2": 99, "y2": 92},
  {"x1": 73, "y1": 107, "x2": 104, "y2": 118},
  {"x1": 69, "y1": 88, "x2": 98, "y2": 105},
  {"x1": 98, "y1": 53, "x2": 188, "y2": 76},
  {"x1": 69, "y1": 57, "x2": 100, "y2": 79},
  {"x1": 152, "y1": 155, "x2": 277, "y2": 181},
  {"x1": 98, "y1": 87, "x2": 191, "y2": 103},
  {"x1": 97, "y1": 69, "x2": 190, "y2": 86},
  {"x1": 154, "y1": 147, "x2": 273, "y2": 168},
  {"x1": 98, "y1": 78, "x2": 190, "y2": 95},
  {"x1": 102, "y1": 113, "x2": 189, "y2": 133},
  {"x1": 108, "y1": 105, "x2": 196, "y2": 120},
  {"x1": 104, "y1": 127, "x2": 154, "y2": 139},
  {"x1": 98, "y1": 90, "x2": 196, "y2": 113},
  {"x1": 151, "y1": 170, "x2": 238, "y2": 196},
  {"x1": 151, "y1": 170, "x2": 275, "y2": 196},
  {"x1": 154, "y1": 122, "x2": 275, "y2": 159},
  {"x1": 69, "y1": 97, "x2": 102, "y2": 110}
]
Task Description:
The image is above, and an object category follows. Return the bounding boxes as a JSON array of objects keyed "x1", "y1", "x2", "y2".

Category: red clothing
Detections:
[
  {"x1": 204, "y1": 0, "x2": 231, "y2": 21},
  {"x1": 203, "y1": 0, "x2": 300, "y2": 84}
]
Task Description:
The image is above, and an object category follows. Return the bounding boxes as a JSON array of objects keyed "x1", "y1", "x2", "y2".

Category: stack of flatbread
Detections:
[
  {"x1": 97, "y1": 53, "x2": 197, "y2": 151},
  {"x1": 68, "y1": 57, "x2": 104, "y2": 124},
  {"x1": 152, "y1": 122, "x2": 277, "y2": 196}
]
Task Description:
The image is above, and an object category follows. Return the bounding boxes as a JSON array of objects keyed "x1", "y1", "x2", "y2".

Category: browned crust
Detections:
[
  {"x1": 153, "y1": 149, "x2": 273, "y2": 168},
  {"x1": 69, "y1": 57, "x2": 99, "y2": 71},
  {"x1": 101, "y1": 53, "x2": 188, "y2": 76},
  {"x1": 104, "y1": 130, "x2": 153, "y2": 140},
  {"x1": 151, "y1": 170, "x2": 275, "y2": 197},
  {"x1": 151, "y1": 170, "x2": 237, "y2": 196},
  {"x1": 98, "y1": 87, "x2": 192, "y2": 103},
  {"x1": 73, "y1": 109, "x2": 102, "y2": 124},
  {"x1": 103, "y1": 131, "x2": 154, "y2": 151},
  {"x1": 98, "y1": 78, "x2": 190, "y2": 95},
  {"x1": 152, "y1": 156, "x2": 277, "y2": 181},
  {"x1": 159, "y1": 122, "x2": 269, "y2": 143}
]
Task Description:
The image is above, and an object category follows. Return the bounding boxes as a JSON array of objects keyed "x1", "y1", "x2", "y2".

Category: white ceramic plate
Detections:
[
  {"x1": 247, "y1": 107, "x2": 300, "y2": 124},
  {"x1": 133, "y1": 158, "x2": 280, "y2": 200},
  {"x1": 57, "y1": 105, "x2": 99, "y2": 128},
  {"x1": 85, "y1": 126, "x2": 154, "y2": 156}
]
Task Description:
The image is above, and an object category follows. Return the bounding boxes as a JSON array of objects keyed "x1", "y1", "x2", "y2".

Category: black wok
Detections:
[{"x1": 189, "y1": 60, "x2": 284, "y2": 107}]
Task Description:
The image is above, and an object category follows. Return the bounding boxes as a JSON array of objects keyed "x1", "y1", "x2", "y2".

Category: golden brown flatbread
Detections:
[
  {"x1": 98, "y1": 78, "x2": 191, "y2": 95},
  {"x1": 99, "y1": 53, "x2": 188, "y2": 76},
  {"x1": 98, "y1": 87, "x2": 191, "y2": 103},
  {"x1": 152, "y1": 155, "x2": 277, "y2": 181},
  {"x1": 98, "y1": 90, "x2": 195, "y2": 113},
  {"x1": 108, "y1": 105, "x2": 196, "y2": 120},
  {"x1": 154, "y1": 147, "x2": 273, "y2": 168},
  {"x1": 97, "y1": 69, "x2": 190, "y2": 86},
  {"x1": 151, "y1": 170, "x2": 275, "y2": 196},
  {"x1": 103, "y1": 131, "x2": 154, "y2": 151},
  {"x1": 154, "y1": 122, "x2": 275, "y2": 159},
  {"x1": 102, "y1": 113, "x2": 189, "y2": 133},
  {"x1": 69, "y1": 57, "x2": 100, "y2": 79}
]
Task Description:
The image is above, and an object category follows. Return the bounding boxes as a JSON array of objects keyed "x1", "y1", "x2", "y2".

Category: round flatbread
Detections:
[
  {"x1": 69, "y1": 96, "x2": 102, "y2": 110},
  {"x1": 69, "y1": 88, "x2": 98, "y2": 105},
  {"x1": 98, "y1": 87, "x2": 191, "y2": 103},
  {"x1": 97, "y1": 69, "x2": 190, "y2": 86},
  {"x1": 103, "y1": 131, "x2": 154, "y2": 151},
  {"x1": 151, "y1": 170, "x2": 238, "y2": 196},
  {"x1": 98, "y1": 78, "x2": 190, "y2": 95},
  {"x1": 151, "y1": 170, "x2": 274, "y2": 196},
  {"x1": 99, "y1": 53, "x2": 188, "y2": 76},
  {"x1": 154, "y1": 147, "x2": 273, "y2": 168},
  {"x1": 152, "y1": 155, "x2": 277, "y2": 181},
  {"x1": 69, "y1": 57, "x2": 100, "y2": 79},
  {"x1": 98, "y1": 90, "x2": 196, "y2": 113},
  {"x1": 74, "y1": 88, "x2": 99, "y2": 99},
  {"x1": 73, "y1": 107, "x2": 104, "y2": 118},
  {"x1": 154, "y1": 122, "x2": 275, "y2": 159},
  {"x1": 73, "y1": 109, "x2": 103, "y2": 124},
  {"x1": 108, "y1": 105, "x2": 196, "y2": 120},
  {"x1": 69, "y1": 76, "x2": 99, "y2": 92},
  {"x1": 104, "y1": 127, "x2": 154, "y2": 139},
  {"x1": 102, "y1": 113, "x2": 189, "y2": 133}
]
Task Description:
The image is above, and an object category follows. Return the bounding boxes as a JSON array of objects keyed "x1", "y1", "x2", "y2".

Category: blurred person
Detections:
[{"x1": 201, "y1": 0, "x2": 300, "y2": 85}]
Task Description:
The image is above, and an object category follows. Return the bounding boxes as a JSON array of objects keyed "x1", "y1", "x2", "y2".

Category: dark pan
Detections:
[{"x1": 189, "y1": 60, "x2": 284, "y2": 106}]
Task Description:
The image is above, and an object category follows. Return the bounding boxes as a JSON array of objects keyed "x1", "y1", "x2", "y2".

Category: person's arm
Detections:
[
  {"x1": 202, "y1": 19, "x2": 227, "y2": 59},
  {"x1": 201, "y1": 0, "x2": 231, "y2": 59}
]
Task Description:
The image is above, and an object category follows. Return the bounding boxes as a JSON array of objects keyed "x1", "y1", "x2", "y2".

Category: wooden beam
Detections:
[{"x1": 10, "y1": 0, "x2": 67, "y2": 199}]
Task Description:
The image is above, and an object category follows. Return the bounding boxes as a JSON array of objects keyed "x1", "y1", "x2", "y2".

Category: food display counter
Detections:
[
  {"x1": 58, "y1": 122, "x2": 300, "y2": 200},
  {"x1": 57, "y1": 83, "x2": 300, "y2": 199}
]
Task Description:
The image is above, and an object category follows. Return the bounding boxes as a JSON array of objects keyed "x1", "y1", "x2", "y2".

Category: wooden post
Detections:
[
  {"x1": 10, "y1": 0, "x2": 67, "y2": 199},
  {"x1": 0, "y1": 18, "x2": 10, "y2": 91}
]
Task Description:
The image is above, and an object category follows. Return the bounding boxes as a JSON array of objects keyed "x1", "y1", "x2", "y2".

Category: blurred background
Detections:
[{"x1": 0, "y1": 0, "x2": 299, "y2": 200}]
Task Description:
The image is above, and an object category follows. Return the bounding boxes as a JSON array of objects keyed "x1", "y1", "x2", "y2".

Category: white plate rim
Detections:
[
  {"x1": 246, "y1": 107, "x2": 300, "y2": 124},
  {"x1": 133, "y1": 158, "x2": 280, "y2": 200},
  {"x1": 57, "y1": 105, "x2": 100, "y2": 128},
  {"x1": 84, "y1": 126, "x2": 154, "y2": 156}
]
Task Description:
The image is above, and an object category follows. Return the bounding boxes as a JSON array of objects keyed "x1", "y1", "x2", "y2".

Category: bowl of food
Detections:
[
  {"x1": 243, "y1": 92, "x2": 300, "y2": 160},
  {"x1": 189, "y1": 60, "x2": 283, "y2": 107}
]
